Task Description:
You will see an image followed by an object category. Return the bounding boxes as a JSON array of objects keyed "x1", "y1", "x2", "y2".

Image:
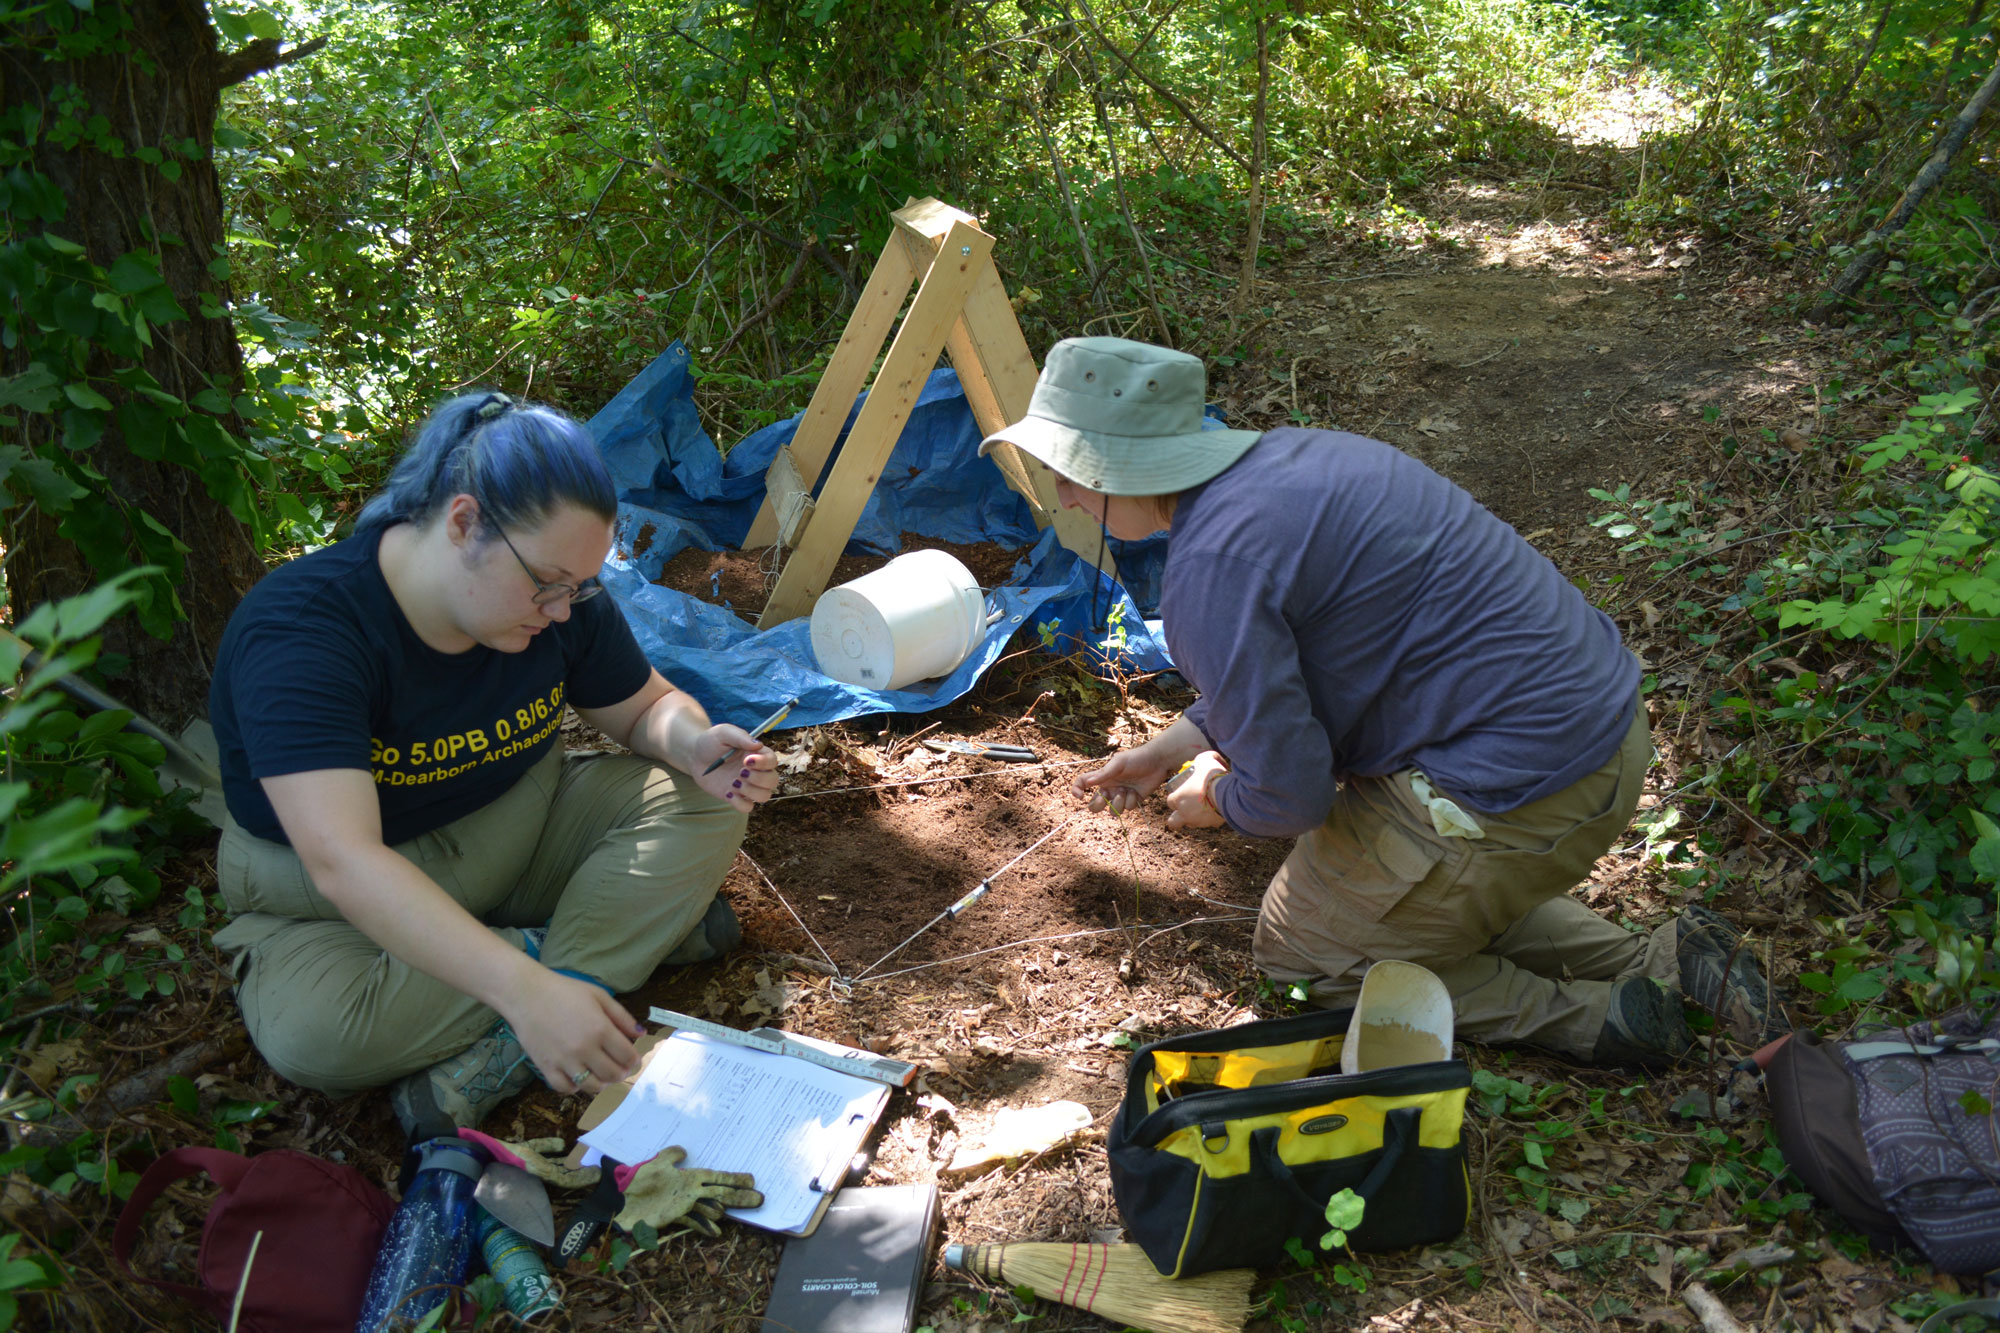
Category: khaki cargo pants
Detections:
[
  {"x1": 213, "y1": 745, "x2": 748, "y2": 1097},
  {"x1": 1253, "y1": 700, "x2": 1678, "y2": 1060}
]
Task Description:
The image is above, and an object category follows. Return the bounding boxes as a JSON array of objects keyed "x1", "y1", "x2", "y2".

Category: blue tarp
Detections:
[{"x1": 587, "y1": 342, "x2": 1175, "y2": 729}]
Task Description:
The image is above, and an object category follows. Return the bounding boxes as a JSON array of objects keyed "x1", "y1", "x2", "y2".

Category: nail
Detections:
[
  {"x1": 731, "y1": 780, "x2": 742, "y2": 789},
  {"x1": 737, "y1": 767, "x2": 749, "y2": 780}
]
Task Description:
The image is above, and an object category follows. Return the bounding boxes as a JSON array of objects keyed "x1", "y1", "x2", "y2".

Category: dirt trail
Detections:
[{"x1": 1207, "y1": 180, "x2": 1826, "y2": 542}]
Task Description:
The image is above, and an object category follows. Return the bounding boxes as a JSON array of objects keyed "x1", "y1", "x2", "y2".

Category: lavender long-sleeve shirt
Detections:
[{"x1": 1161, "y1": 428, "x2": 1637, "y2": 837}]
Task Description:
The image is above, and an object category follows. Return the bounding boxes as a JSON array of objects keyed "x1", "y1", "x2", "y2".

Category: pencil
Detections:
[{"x1": 701, "y1": 698, "x2": 798, "y2": 776}]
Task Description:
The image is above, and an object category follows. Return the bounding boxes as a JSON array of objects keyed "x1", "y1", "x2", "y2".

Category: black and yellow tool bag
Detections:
[{"x1": 1106, "y1": 1006, "x2": 1471, "y2": 1277}]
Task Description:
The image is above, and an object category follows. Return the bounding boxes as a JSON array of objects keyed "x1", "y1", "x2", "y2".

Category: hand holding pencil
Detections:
[
  {"x1": 693, "y1": 698, "x2": 794, "y2": 810},
  {"x1": 702, "y1": 698, "x2": 797, "y2": 774}
]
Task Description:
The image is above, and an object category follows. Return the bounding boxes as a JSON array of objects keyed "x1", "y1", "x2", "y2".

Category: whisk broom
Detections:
[{"x1": 942, "y1": 1241, "x2": 1253, "y2": 1333}]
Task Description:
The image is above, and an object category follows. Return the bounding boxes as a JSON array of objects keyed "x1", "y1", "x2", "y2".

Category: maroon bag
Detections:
[{"x1": 113, "y1": 1146, "x2": 397, "y2": 1333}]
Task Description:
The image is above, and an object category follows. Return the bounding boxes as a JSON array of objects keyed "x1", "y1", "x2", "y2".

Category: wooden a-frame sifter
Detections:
[{"x1": 744, "y1": 196, "x2": 1115, "y2": 629}]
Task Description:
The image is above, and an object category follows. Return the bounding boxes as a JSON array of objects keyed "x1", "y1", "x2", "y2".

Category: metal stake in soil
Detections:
[{"x1": 850, "y1": 811, "x2": 1084, "y2": 982}]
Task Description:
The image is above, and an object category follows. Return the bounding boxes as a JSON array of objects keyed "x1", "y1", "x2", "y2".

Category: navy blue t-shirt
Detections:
[{"x1": 210, "y1": 524, "x2": 652, "y2": 846}]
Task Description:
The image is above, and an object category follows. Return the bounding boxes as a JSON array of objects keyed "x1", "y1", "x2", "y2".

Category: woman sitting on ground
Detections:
[{"x1": 208, "y1": 391, "x2": 779, "y2": 1140}]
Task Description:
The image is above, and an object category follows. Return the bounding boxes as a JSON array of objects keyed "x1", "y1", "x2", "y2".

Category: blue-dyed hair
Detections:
[{"x1": 356, "y1": 391, "x2": 617, "y2": 537}]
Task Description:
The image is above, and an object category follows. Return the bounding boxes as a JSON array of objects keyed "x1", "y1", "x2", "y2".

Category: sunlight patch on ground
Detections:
[
  {"x1": 1469, "y1": 221, "x2": 1593, "y2": 267},
  {"x1": 1564, "y1": 75, "x2": 1695, "y2": 148},
  {"x1": 1415, "y1": 187, "x2": 1603, "y2": 268}
]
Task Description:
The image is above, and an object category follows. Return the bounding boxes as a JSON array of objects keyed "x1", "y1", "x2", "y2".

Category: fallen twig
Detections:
[
  {"x1": 1684, "y1": 1281, "x2": 1748, "y2": 1333},
  {"x1": 759, "y1": 951, "x2": 840, "y2": 978},
  {"x1": 17, "y1": 1033, "x2": 244, "y2": 1135}
]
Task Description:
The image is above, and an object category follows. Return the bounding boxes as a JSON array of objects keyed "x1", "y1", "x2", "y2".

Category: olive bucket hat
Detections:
[{"x1": 978, "y1": 337, "x2": 1261, "y2": 495}]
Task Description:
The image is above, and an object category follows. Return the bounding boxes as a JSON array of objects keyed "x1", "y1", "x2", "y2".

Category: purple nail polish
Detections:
[
  {"x1": 731, "y1": 779, "x2": 742, "y2": 789},
  {"x1": 738, "y1": 767, "x2": 749, "y2": 780}
]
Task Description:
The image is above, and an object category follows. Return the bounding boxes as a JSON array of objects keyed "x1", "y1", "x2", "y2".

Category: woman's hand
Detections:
[
  {"x1": 501, "y1": 967, "x2": 645, "y2": 1097},
  {"x1": 1164, "y1": 749, "x2": 1230, "y2": 831},
  {"x1": 691, "y1": 724, "x2": 781, "y2": 811},
  {"x1": 580, "y1": 673, "x2": 782, "y2": 812}
]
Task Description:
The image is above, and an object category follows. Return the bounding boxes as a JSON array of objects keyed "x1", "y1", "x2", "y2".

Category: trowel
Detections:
[
  {"x1": 456, "y1": 1128, "x2": 556, "y2": 1245},
  {"x1": 474, "y1": 1159, "x2": 556, "y2": 1246}
]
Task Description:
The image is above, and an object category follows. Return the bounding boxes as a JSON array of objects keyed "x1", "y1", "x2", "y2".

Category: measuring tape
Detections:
[{"x1": 647, "y1": 1006, "x2": 919, "y2": 1088}]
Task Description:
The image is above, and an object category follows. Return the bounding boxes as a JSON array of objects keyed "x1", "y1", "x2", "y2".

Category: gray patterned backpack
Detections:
[{"x1": 1764, "y1": 1007, "x2": 2000, "y2": 1277}]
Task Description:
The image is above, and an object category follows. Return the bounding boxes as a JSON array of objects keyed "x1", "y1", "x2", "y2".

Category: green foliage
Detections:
[
  {"x1": 0, "y1": 0, "x2": 373, "y2": 647},
  {"x1": 1471, "y1": 1066, "x2": 1563, "y2": 1117},
  {"x1": 1779, "y1": 391, "x2": 1995, "y2": 659},
  {"x1": 214, "y1": 0, "x2": 1614, "y2": 454},
  {"x1": 1759, "y1": 398, "x2": 1998, "y2": 1010},
  {"x1": 1, "y1": 8, "x2": 271, "y2": 615},
  {"x1": 1098, "y1": 598, "x2": 1130, "y2": 656},
  {"x1": 219, "y1": 0, "x2": 983, "y2": 433},
  {"x1": 0, "y1": 575, "x2": 206, "y2": 1024},
  {"x1": 1273, "y1": 1182, "x2": 1370, "y2": 1316},
  {"x1": 1607, "y1": 0, "x2": 1998, "y2": 351},
  {"x1": 1679, "y1": 1122, "x2": 1813, "y2": 1226},
  {"x1": 1252, "y1": 974, "x2": 1312, "y2": 1010},
  {"x1": 1318, "y1": 1186, "x2": 1366, "y2": 1251},
  {"x1": 1473, "y1": 1068, "x2": 1687, "y2": 1241},
  {"x1": 1590, "y1": 366, "x2": 2000, "y2": 1019},
  {"x1": 0, "y1": 1112, "x2": 178, "y2": 1328},
  {"x1": 163, "y1": 1074, "x2": 277, "y2": 1154},
  {"x1": 0, "y1": 1234, "x2": 57, "y2": 1332}
]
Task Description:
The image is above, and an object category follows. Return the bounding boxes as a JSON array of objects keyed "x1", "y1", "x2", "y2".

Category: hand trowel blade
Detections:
[{"x1": 475, "y1": 1160, "x2": 555, "y2": 1246}]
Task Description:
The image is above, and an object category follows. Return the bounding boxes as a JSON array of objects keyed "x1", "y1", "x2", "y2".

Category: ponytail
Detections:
[{"x1": 356, "y1": 392, "x2": 617, "y2": 536}]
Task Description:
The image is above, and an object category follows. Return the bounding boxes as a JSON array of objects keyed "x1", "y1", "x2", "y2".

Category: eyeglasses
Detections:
[{"x1": 490, "y1": 520, "x2": 604, "y2": 606}]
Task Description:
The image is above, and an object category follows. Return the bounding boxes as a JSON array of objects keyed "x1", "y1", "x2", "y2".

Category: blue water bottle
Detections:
[{"x1": 355, "y1": 1137, "x2": 484, "y2": 1332}]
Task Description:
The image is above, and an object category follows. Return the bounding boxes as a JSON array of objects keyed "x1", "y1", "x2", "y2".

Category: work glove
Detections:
[
  {"x1": 505, "y1": 1136, "x2": 604, "y2": 1190},
  {"x1": 458, "y1": 1129, "x2": 602, "y2": 1189},
  {"x1": 612, "y1": 1146, "x2": 763, "y2": 1239}
]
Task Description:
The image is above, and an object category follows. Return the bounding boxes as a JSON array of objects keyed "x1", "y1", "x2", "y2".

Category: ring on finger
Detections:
[{"x1": 571, "y1": 1069, "x2": 592, "y2": 1086}]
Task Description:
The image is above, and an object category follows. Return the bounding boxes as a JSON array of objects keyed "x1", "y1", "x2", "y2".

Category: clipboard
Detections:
[{"x1": 569, "y1": 1027, "x2": 892, "y2": 1237}]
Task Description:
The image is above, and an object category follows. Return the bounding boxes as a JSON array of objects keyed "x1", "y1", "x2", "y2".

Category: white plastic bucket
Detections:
[
  {"x1": 809, "y1": 549, "x2": 987, "y2": 691},
  {"x1": 1340, "y1": 960, "x2": 1454, "y2": 1074}
]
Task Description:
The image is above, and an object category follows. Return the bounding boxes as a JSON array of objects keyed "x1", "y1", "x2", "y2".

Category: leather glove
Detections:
[
  {"x1": 458, "y1": 1129, "x2": 602, "y2": 1189},
  {"x1": 505, "y1": 1136, "x2": 603, "y2": 1190},
  {"x1": 612, "y1": 1146, "x2": 763, "y2": 1239}
]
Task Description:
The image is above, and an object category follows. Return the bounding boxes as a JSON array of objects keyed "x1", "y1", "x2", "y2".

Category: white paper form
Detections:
[{"x1": 579, "y1": 1032, "x2": 888, "y2": 1235}]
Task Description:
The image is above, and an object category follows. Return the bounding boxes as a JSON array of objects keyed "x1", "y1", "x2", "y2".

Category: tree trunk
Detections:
[
  {"x1": 1232, "y1": 14, "x2": 1271, "y2": 320},
  {"x1": 3, "y1": 1, "x2": 271, "y2": 729},
  {"x1": 1809, "y1": 52, "x2": 2000, "y2": 324}
]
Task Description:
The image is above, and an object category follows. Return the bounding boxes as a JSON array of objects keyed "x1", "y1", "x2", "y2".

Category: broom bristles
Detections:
[{"x1": 947, "y1": 1241, "x2": 1252, "y2": 1333}]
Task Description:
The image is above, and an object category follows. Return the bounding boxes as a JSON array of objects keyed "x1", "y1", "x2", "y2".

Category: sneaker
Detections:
[
  {"x1": 1677, "y1": 905, "x2": 1788, "y2": 1044},
  {"x1": 663, "y1": 895, "x2": 742, "y2": 967},
  {"x1": 1592, "y1": 975, "x2": 1694, "y2": 1068},
  {"x1": 389, "y1": 1019, "x2": 538, "y2": 1141}
]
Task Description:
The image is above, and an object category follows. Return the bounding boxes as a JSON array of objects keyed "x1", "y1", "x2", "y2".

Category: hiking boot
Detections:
[
  {"x1": 1592, "y1": 976, "x2": 1694, "y2": 1068},
  {"x1": 390, "y1": 1019, "x2": 539, "y2": 1141},
  {"x1": 663, "y1": 895, "x2": 742, "y2": 968},
  {"x1": 1677, "y1": 905, "x2": 1789, "y2": 1044}
]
